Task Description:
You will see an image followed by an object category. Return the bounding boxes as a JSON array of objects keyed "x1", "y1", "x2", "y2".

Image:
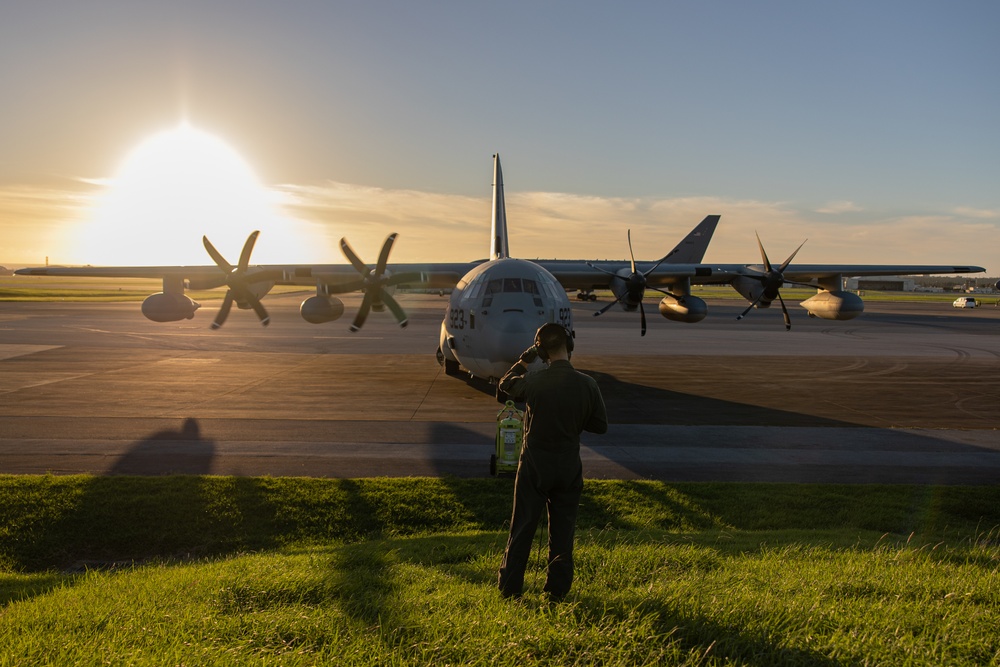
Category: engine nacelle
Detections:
[
  {"x1": 658, "y1": 294, "x2": 708, "y2": 323},
  {"x1": 731, "y1": 275, "x2": 772, "y2": 308},
  {"x1": 141, "y1": 293, "x2": 200, "y2": 322},
  {"x1": 235, "y1": 270, "x2": 275, "y2": 309},
  {"x1": 300, "y1": 295, "x2": 345, "y2": 324},
  {"x1": 800, "y1": 290, "x2": 864, "y2": 321}
]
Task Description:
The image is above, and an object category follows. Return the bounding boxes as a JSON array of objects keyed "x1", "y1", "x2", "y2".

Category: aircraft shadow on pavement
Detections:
[
  {"x1": 583, "y1": 370, "x2": 851, "y2": 428},
  {"x1": 108, "y1": 417, "x2": 216, "y2": 476}
]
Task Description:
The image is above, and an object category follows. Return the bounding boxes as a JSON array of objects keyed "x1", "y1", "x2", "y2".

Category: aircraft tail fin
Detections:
[
  {"x1": 663, "y1": 214, "x2": 720, "y2": 264},
  {"x1": 490, "y1": 153, "x2": 510, "y2": 260}
]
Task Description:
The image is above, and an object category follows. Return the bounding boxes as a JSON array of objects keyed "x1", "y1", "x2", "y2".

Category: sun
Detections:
[{"x1": 77, "y1": 125, "x2": 324, "y2": 265}]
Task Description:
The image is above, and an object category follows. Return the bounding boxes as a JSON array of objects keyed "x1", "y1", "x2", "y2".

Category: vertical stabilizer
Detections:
[
  {"x1": 663, "y1": 214, "x2": 721, "y2": 264},
  {"x1": 490, "y1": 153, "x2": 510, "y2": 259}
]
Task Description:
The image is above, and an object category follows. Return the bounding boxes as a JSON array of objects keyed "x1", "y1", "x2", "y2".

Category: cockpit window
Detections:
[
  {"x1": 480, "y1": 273, "x2": 560, "y2": 308},
  {"x1": 467, "y1": 280, "x2": 485, "y2": 300}
]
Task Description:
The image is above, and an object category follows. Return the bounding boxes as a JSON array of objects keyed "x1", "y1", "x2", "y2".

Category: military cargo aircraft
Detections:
[{"x1": 16, "y1": 154, "x2": 985, "y2": 381}]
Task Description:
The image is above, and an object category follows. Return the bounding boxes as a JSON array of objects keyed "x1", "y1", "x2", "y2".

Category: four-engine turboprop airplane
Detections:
[{"x1": 15, "y1": 153, "x2": 986, "y2": 380}]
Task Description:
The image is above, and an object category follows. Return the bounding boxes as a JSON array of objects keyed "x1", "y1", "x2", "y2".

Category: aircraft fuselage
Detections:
[{"x1": 439, "y1": 258, "x2": 572, "y2": 380}]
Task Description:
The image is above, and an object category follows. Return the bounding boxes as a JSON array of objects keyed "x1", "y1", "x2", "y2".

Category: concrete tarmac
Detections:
[{"x1": 1, "y1": 291, "x2": 999, "y2": 483}]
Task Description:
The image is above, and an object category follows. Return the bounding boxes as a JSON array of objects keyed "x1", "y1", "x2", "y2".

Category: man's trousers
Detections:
[{"x1": 498, "y1": 447, "x2": 583, "y2": 600}]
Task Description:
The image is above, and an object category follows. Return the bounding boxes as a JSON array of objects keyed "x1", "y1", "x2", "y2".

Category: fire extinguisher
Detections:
[{"x1": 492, "y1": 400, "x2": 524, "y2": 477}]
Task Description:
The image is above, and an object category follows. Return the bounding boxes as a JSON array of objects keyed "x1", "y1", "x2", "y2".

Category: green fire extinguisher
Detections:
[{"x1": 492, "y1": 400, "x2": 524, "y2": 476}]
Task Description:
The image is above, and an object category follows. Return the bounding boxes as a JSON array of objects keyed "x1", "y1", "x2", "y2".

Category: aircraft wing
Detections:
[
  {"x1": 779, "y1": 264, "x2": 986, "y2": 282},
  {"x1": 15, "y1": 265, "x2": 221, "y2": 279},
  {"x1": 541, "y1": 261, "x2": 985, "y2": 292},
  {"x1": 15, "y1": 262, "x2": 477, "y2": 289},
  {"x1": 694, "y1": 263, "x2": 986, "y2": 290}
]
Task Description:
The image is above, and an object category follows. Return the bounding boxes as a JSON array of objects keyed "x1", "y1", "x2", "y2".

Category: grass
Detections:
[{"x1": 1, "y1": 476, "x2": 999, "y2": 665}]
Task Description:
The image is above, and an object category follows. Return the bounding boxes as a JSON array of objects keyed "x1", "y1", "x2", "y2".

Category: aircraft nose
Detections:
[{"x1": 492, "y1": 311, "x2": 538, "y2": 361}]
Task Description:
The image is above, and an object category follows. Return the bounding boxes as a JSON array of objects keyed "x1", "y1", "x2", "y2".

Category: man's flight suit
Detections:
[{"x1": 497, "y1": 358, "x2": 608, "y2": 600}]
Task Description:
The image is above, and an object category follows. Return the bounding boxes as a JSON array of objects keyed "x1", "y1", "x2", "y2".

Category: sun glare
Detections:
[{"x1": 77, "y1": 125, "x2": 324, "y2": 265}]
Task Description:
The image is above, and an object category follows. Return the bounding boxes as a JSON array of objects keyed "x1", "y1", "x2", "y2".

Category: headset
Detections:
[{"x1": 533, "y1": 322, "x2": 574, "y2": 362}]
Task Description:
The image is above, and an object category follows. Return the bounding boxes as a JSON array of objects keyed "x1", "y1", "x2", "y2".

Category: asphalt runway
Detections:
[{"x1": 2, "y1": 291, "x2": 999, "y2": 483}]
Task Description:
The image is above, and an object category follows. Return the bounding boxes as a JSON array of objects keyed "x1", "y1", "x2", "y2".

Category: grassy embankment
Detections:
[{"x1": 2, "y1": 476, "x2": 998, "y2": 665}]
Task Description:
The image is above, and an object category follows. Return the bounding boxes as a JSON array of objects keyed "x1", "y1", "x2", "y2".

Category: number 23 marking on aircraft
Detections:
[{"x1": 449, "y1": 307, "x2": 465, "y2": 329}]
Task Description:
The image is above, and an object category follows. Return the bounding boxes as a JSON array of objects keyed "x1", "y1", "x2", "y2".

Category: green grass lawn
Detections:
[{"x1": 1, "y1": 476, "x2": 998, "y2": 665}]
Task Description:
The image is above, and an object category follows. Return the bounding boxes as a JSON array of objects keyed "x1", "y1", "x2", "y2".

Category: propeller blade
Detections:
[
  {"x1": 375, "y1": 233, "x2": 396, "y2": 278},
  {"x1": 627, "y1": 229, "x2": 637, "y2": 275},
  {"x1": 339, "y1": 238, "x2": 369, "y2": 275},
  {"x1": 237, "y1": 230, "x2": 259, "y2": 272},
  {"x1": 381, "y1": 290, "x2": 408, "y2": 328},
  {"x1": 642, "y1": 252, "x2": 673, "y2": 279},
  {"x1": 349, "y1": 290, "x2": 375, "y2": 332},
  {"x1": 639, "y1": 301, "x2": 647, "y2": 337},
  {"x1": 242, "y1": 292, "x2": 270, "y2": 326},
  {"x1": 736, "y1": 293, "x2": 764, "y2": 320},
  {"x1": 586, "y1": 261, "x2": 619, "y2": 277},
  {"x1": 211, "y1": 291, "x2": 235, "y2": 329},
  {"x1": 755, "y1": 232, "x2": 773, "y2": 273},
  {"x1": 593, "y1": 293, "x2": 625, "y2": 317},
  {"x1": 777, "y1": 291, "x2": 791, "y2": 331},
  {"x1": 203, "y1": 236, "x2": 233, "y2": 273},
  {"x1": 778, "y1": 239, "x2": 808, "y2": 273}
]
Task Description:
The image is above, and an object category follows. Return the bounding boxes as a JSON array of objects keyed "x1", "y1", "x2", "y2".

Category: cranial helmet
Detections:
[{"x1": 533, "y1": 323, "x2": 574, "y2": 362}]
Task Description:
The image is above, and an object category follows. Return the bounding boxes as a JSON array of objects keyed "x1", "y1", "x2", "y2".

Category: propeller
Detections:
[
  {"x1": 735, "y1": 232, "x2": 807, "y2": 331},
  {"x1": 202, "y1": 230, "x2": 273, "y2": 329},
  {"x1": 332, "y1": 233, "x2": 421, "y2": 332},
  {"x1": 587, "y1": 229, "x2": 674, "y2": 336}
]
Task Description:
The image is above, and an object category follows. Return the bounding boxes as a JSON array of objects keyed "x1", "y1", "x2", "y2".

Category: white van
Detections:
[{"x1": 952, "y1": 296, "x2": 978, "y2": 308}]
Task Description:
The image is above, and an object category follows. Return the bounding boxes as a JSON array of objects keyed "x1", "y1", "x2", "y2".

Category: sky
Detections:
[{"x1": 1, "y1": 1, "x2": 998, "y2": 274}]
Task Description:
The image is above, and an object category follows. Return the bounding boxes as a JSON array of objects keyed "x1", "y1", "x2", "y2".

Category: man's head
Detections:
[{"x1": 534, "y1": 323, "x2": 574, "y2": 362}]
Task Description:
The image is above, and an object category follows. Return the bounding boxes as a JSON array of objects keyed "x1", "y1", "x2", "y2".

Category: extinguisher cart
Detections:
[{"x1": 492, "y1": 400, "x2": 524, "y2": 477}]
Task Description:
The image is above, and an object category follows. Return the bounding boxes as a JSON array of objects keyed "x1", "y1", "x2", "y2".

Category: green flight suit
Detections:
[{"x1": 497, "y1": 358, "x2": 608, "y2": 600}]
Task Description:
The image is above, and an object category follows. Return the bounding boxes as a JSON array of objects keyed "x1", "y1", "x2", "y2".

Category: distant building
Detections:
[{"x1": 845, "y1": 277, "x2": 915, "y2": 291}]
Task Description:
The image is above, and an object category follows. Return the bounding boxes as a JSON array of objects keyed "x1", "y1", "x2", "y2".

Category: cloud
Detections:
[
  {"x1": 3, "y1": 178, "x2": 997, "y2": 276},
  {"x1": 815, "y1": 200, "x2": 863, "y2": 214},
  {"x1": 953, "y1": 206, "x2": 999, "y2": 219},
  {"x1": 0, "y1": 182, "x2": 98, "y2": 264},
  {"x1": 275, "y1": 182, "x2": 1000, "y2": 274}
]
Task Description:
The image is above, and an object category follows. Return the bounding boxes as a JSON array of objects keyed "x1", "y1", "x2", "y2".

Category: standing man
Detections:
[{"x1": 497, "y1": 323, "x2": 608, "y2": 601}]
